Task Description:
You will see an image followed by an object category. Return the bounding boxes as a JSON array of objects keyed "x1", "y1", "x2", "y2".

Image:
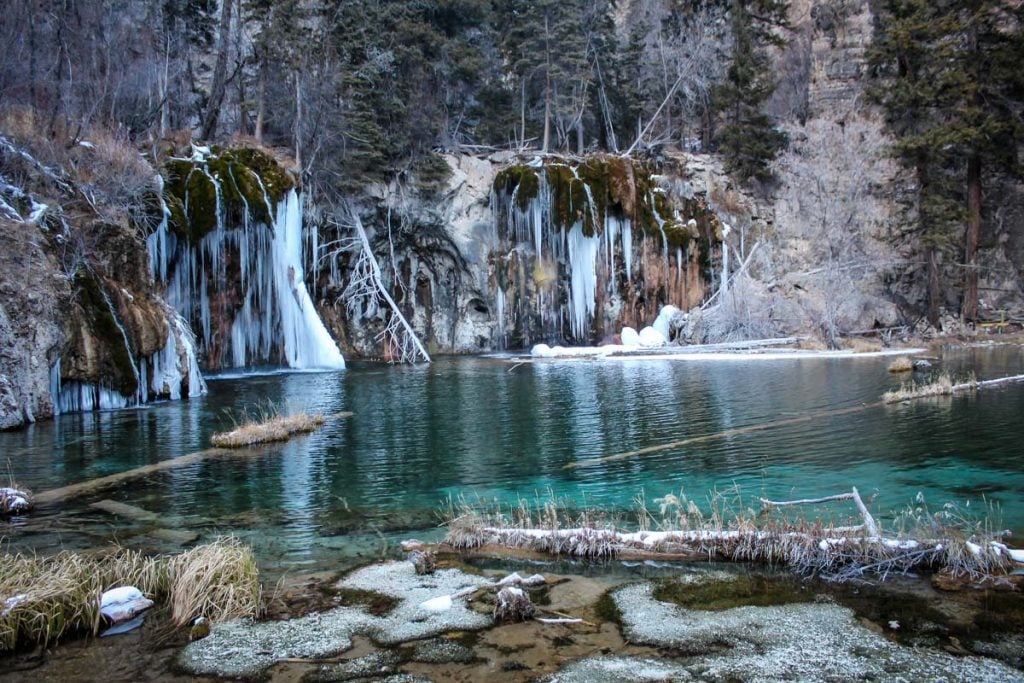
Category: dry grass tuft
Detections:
[
  {"x1": 887, "y1": 356, "x2": 914, "y2": 373},
  {"x1": 883, "y1": 373, "x2": 958, "y2": 403},
  {"x1": 167, "y1": 538, "x2": 261, "y2": 627},
  {"x1": 0, "y1": 538, "x2": 260, "y2": 651},
  {"x1": 211, "y1": 412, "x2": 325, "y2": 448},
  {"x1": 842, "y1": 337, "x2": 883, "y2": 353}
]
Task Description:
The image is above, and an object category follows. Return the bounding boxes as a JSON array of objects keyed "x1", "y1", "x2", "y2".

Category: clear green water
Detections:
[{"x1": 2, "y1": 344, "x2": 1023, "y2": 574}]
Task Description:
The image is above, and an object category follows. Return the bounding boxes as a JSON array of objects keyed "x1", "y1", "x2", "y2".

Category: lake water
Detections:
[{"x1": 3, "y1": 343, "x2": 1023, "y2": 574}]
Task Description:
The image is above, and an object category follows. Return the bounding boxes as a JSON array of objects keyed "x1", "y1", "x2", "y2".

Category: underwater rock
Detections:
[
  {"x1": 99, "y1": 586, "x2": 154, "y2": 623},
  {"x1": 303, "y1": 650, "x2": 405, "y2": 682},
  {"x1": 408, "y1": 637, "x2": 476, "y2": 664},
  {"x1": 610, "y1": 581, "x2": 1023, "y2": 682}
]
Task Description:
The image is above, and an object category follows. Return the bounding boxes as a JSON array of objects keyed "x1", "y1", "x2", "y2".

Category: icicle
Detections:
[
  {"x1": 272, "y1": 191, "x2": 345, "y2": 369},
  {"x1": 49, "y1": 360, "x2": 62, "y2": 416},
  {"x1": 567, "y1": 223, "x2": 599, "y2": 341}
]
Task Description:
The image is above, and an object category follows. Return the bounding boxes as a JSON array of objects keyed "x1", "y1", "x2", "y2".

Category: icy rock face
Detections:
[
  {"x1": 610, "y1": 581, "x2": 1024, "y2": 682},
  {"x1": 178, "y1": 561, "x2": 491, "y2": 679},
  {"x1": 652, "y1": 305, "x2": 679, "y2": 340},
  {"x1": 490, "y1": 158, "x2": 719, "y2": 349},
  {"x1": 152, "y1": 148, "x2": 343, "y2": 370}
]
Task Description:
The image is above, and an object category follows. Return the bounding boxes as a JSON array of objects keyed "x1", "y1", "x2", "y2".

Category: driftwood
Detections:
[{"x1": 760, "y1": 487, "x2": 881, "y2": 539}]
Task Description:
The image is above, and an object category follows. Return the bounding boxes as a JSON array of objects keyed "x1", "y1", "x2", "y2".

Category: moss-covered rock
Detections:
[
  {"x1": 161, "y1": 146, "x2": 295, "y2": 241},
  {"x1": 70, "y1": 269, "x2": 138, "y2": 397}
]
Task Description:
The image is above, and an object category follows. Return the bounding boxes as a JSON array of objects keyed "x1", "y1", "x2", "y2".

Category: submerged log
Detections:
[{"x1": 33, "y1": 413, "x2": 353, "y2": 504}]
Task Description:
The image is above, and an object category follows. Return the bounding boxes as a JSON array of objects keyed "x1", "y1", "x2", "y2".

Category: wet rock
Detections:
[
  {"x1": 408, "y1": 638, "x2": 476, "y2": 664},
  {"x1": 304, "y1": 651, "x2": 405, "y2": 682},
  {"x1": 541, "y1": 656, "x2": 690, "y2": 682},
  {"x1": 99, "y1": 586, "x2": 154, "y2": 623},
  {"x1": 0, "y1": 487, "x2": 33, "y2": 515},
  {"x1": 493, "y1": 586, "x2": 535, "y2": 623},
  {"x1": 178, "y1": 562, "x2": 492, "y2": 678},
  {"x1": 408, "y1": 550, "x2": 435, "y2": 575},
  {"x1": 610, "y1": 581, "x2": 1023, "y2": 682}
]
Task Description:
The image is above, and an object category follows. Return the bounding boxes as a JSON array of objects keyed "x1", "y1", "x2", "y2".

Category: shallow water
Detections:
[{"x1": 2, "y1": 343, "x2": 1024, "y2": 573}]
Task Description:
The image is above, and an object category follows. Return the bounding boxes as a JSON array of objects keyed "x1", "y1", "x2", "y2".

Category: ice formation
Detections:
[{"x1": 147, "y1": 160, "x2": 344, "y2": 371}]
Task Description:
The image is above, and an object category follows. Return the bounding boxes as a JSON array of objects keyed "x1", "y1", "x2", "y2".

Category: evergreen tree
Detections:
[
  {"x1": 712, "y1": 0, "x2": 789, "y2": 183},
  {"x1": 869, "y1": 0, "x2": 1024, "y2": 324}
]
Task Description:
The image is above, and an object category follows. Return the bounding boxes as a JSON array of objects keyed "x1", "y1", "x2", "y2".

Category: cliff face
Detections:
[{"x1": 314, "y1": 152, "x2": 727, "y2": 357}]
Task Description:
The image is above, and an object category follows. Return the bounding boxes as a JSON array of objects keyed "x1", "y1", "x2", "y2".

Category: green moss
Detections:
[
  {"x1": 229, "y1": 148, "x2": 295, "y2": 203},
  {"x1": 161, "y1": 147, "x2": 294, "y2": 240},
  {"x1": 494, "y1": 165, "x2": 540, "y2": 212},
  {"x1": 73, "y1": 270, "x2": 138, "y2": 397},
  {"x1": 165, "y1": 193, "x2": 188, "y2": 238},
  {"x1": 594, "y1": 589, "x2": 623, "y2": 624},
  {"x1": 183, "y1": 168, "x2": 219, "y2": 240},
  {"x1": 653, "y1": 573, "x2": 811, "y2": 611},
  {"x1": 546, "y1": 165, "x2": 589, "y2": 232},
  {"x1": 329, "y1": 587, "x2": 400, "y2": 616}
]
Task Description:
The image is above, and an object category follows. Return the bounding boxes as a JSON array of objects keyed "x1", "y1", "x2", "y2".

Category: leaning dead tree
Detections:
[{"x1": 326, "y1": 206, "x2": 430, "y2": 364}]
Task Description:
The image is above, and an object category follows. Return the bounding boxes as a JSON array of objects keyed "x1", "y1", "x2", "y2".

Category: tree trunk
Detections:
[
  {"x1": 200, "y1": 0, "x2": 235, "y2": 140},
  {"x1": 542, "y1": 77, "x2": 551, "y2": 153},
  {"x1": 963, "y1": 153, "x2": 982, "y2": 322},
  {"x1": 928, "y1": 246, "x2": 941, "y2": 329},
  {"x1": 294, "y1": 72, "x2": 302, "y2": 172},
  {"x1": 255, "y1": 63, "x2": 266, "y2": 143}
]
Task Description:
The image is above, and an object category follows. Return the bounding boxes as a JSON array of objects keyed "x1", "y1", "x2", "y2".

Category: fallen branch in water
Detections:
[
  {"x1": 883, "y1": 372, "x2": 1024, "y2": 403},
  {"x1": 33, "y1": 413, "x2": 352, "y2": 504},
  {"x1": 760, "y1": 487, "x2": 880, "y2": 538},
  {"x1": 440, "y1": 489, "x2": 1023, "y2": 582}
]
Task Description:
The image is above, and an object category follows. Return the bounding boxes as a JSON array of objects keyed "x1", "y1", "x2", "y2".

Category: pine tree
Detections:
[
  {"x1": 869, "y1": 0, "x2": 1024, "y2": 324},
  {"x1": 713, "y1": 0, "x2": 789, "y2": 183}
]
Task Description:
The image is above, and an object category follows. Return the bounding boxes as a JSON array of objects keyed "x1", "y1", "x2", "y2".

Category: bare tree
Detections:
[{"x1": 325, "y1": 204, "x2": 430, "y2": 364}]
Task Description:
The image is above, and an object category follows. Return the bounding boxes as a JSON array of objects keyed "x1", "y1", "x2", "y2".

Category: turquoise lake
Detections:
[{"x1": 2, "y1": 344, "x2": 1023, "y2": 575}]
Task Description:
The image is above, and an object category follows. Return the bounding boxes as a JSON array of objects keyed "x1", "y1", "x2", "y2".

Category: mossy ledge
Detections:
[
  {"x1": 161, "y1": 146, "x2": 296, "y2": 241},
  {"x1": 492, "y1": 155, "x2": 721, "y2": 249}
]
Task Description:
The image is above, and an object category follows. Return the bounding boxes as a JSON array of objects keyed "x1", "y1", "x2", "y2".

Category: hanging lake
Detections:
[{"x1": 3, "y1": 343, "x2": 1023, "y2": 576}]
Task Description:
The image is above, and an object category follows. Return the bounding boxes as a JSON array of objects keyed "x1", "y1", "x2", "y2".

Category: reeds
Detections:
[
  {"x1": 440, "y1": 487, "x2": 1017, "y2": 583},
  {"x1": 0, "y1": 538, "x2": 260, "y2": 651},
  {"x1": 211, "y1": 412, "x2": 325, "y2": 448},
  {"x1": 883, "y1": 372, "x2": 958, "y2": 403},
  {"x1": 886, "y1": 356, "x2": 913, "y2": 373}
]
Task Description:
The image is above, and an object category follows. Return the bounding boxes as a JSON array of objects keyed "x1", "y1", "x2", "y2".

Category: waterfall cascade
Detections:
[
  {"x1": 490, "y1": 157, "x2": 721, "y2": 348},
  {"x1": 148, "y1": 147, "x2": 344, "y2": 371}
]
